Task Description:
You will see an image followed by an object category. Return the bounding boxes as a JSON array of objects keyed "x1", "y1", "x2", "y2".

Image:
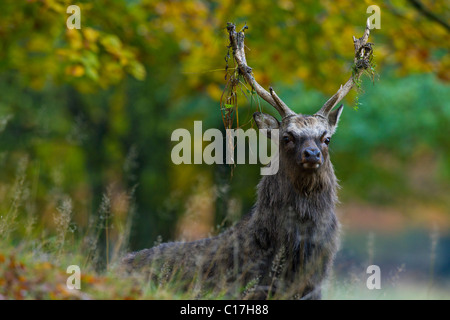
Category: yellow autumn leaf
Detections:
[
  {"x1": 83, "y1": 28, "x2": 100, "y2": 43},
  {"x1": 66, "y1": 65, "x2": 85, "y2": 77},
  {"x1": 206, "y1": 83, "x2": 222, "y2": 101},
  {"x1": 40, "y1": 262, "x2": 53, "y2": 270}
]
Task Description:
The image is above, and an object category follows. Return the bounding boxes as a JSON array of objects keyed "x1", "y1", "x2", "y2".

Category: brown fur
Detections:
[{"x1": 122, "y1": 112, "x2": 343, "y2": 299}]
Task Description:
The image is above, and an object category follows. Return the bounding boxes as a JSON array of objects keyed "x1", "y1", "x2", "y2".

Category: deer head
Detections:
[
  {"x1": 253, "y1": 103, "x2": 343, "y2": 173},
  {"x1": 226, "y1": 21, "x2": 371, "y2": 182}
]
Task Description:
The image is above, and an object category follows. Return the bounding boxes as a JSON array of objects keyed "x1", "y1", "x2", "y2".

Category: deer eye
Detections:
[
  {"x1": 324, "y1": 137, "x2": 331, "y2": 145},
  {"x1": 282, "y1": 134, "x2": 294, "y2": 143}
]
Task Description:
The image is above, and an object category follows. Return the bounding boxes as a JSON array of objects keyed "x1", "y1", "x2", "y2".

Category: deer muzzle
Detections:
[{"x1": 301, "y1": 147, "x2": 322, "y2": 169}]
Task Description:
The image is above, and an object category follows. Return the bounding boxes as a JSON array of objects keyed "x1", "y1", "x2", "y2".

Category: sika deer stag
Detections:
[{"x1": 123, "y1": 20, "x2": 374, "y2": 299}]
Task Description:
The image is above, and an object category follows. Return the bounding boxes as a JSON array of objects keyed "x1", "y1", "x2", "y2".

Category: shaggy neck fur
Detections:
[{"x1": 252, "y1": 157, "x2": 338, "y2": 243}]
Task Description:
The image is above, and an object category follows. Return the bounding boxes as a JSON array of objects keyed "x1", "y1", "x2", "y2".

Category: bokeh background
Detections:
[{"x1": 0, "y1": 0, "x2": 449, "y2": 299}]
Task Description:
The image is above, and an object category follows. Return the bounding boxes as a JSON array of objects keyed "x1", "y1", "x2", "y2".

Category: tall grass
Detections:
[
  {"x1": 0, "y1": 152, "x2": 448, "y2": 300},
  {"x1": 0, "y1": 153, "x2": 146, "y2": 299}
]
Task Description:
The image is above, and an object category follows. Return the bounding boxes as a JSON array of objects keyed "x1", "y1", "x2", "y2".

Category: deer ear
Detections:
[
  {"x1": 328, "y1": 104, "x2": 344, "y2": 129},
  {"x1": 253, "y1": 112, "x2": 279, "y2": 139},
  {"x1": 253, "y1": 112, "x2": 279, "y2": 130}
]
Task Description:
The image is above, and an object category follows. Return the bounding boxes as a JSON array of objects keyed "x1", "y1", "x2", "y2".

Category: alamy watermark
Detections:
[
  {"x1": 367, "y1": 5, "x2": 381, "y2": 29},
  {"x1": 66, "y1": 5, "x2": 81, "y2": 30},
  {"x1": 171, "y1": 121, "x2": 279, "y2": 175},
  {"x1": 366, "y1": 265, "x2": 381, "y2": 290},
  {"x1": 66, "y1": 265, "x2": 81, "y2": 290}
]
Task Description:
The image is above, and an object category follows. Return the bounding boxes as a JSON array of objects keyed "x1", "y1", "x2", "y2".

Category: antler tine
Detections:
[
  {"x1": 227, "y1": 23, "x2": 295, "y2": 119},
  {"x1": 316, "y1": 18, "x2": 372, "y2": 117},
  {"x1": 269, "y1": 86, "x2": 296, "y2": 117}
]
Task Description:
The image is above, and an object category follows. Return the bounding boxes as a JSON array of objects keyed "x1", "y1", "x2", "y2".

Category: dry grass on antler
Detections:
[{"x1": 220, "y1": 24, "x2": 263, "y2": 131}]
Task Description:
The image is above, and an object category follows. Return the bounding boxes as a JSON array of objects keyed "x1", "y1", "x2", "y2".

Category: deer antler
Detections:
[
  {"x1": 226, "y1": 23, "x2": 296, "y2": 119},
  {"x1": 315, "y1": 18, "x2": 373, "y2": 117}
]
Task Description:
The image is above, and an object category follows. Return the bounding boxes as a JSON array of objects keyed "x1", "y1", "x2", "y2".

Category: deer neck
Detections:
[{"x1": 255, "y1": 159, "x2": 338, "y2": 227}]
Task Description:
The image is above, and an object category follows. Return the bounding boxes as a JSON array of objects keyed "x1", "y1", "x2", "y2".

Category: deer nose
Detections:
[{"x1": 303, "y1": 147, "x2": 321, "y2": 163}]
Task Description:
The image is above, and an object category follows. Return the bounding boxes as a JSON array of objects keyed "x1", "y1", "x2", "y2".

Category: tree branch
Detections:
[{"x1": 408, "y1": 0, "x2": 450, "y2": 32}]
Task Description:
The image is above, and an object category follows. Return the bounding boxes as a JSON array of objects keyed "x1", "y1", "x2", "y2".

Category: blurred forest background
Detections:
[{"x1": 0, "y1": 0, "x2": 449, "y2": 299}]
